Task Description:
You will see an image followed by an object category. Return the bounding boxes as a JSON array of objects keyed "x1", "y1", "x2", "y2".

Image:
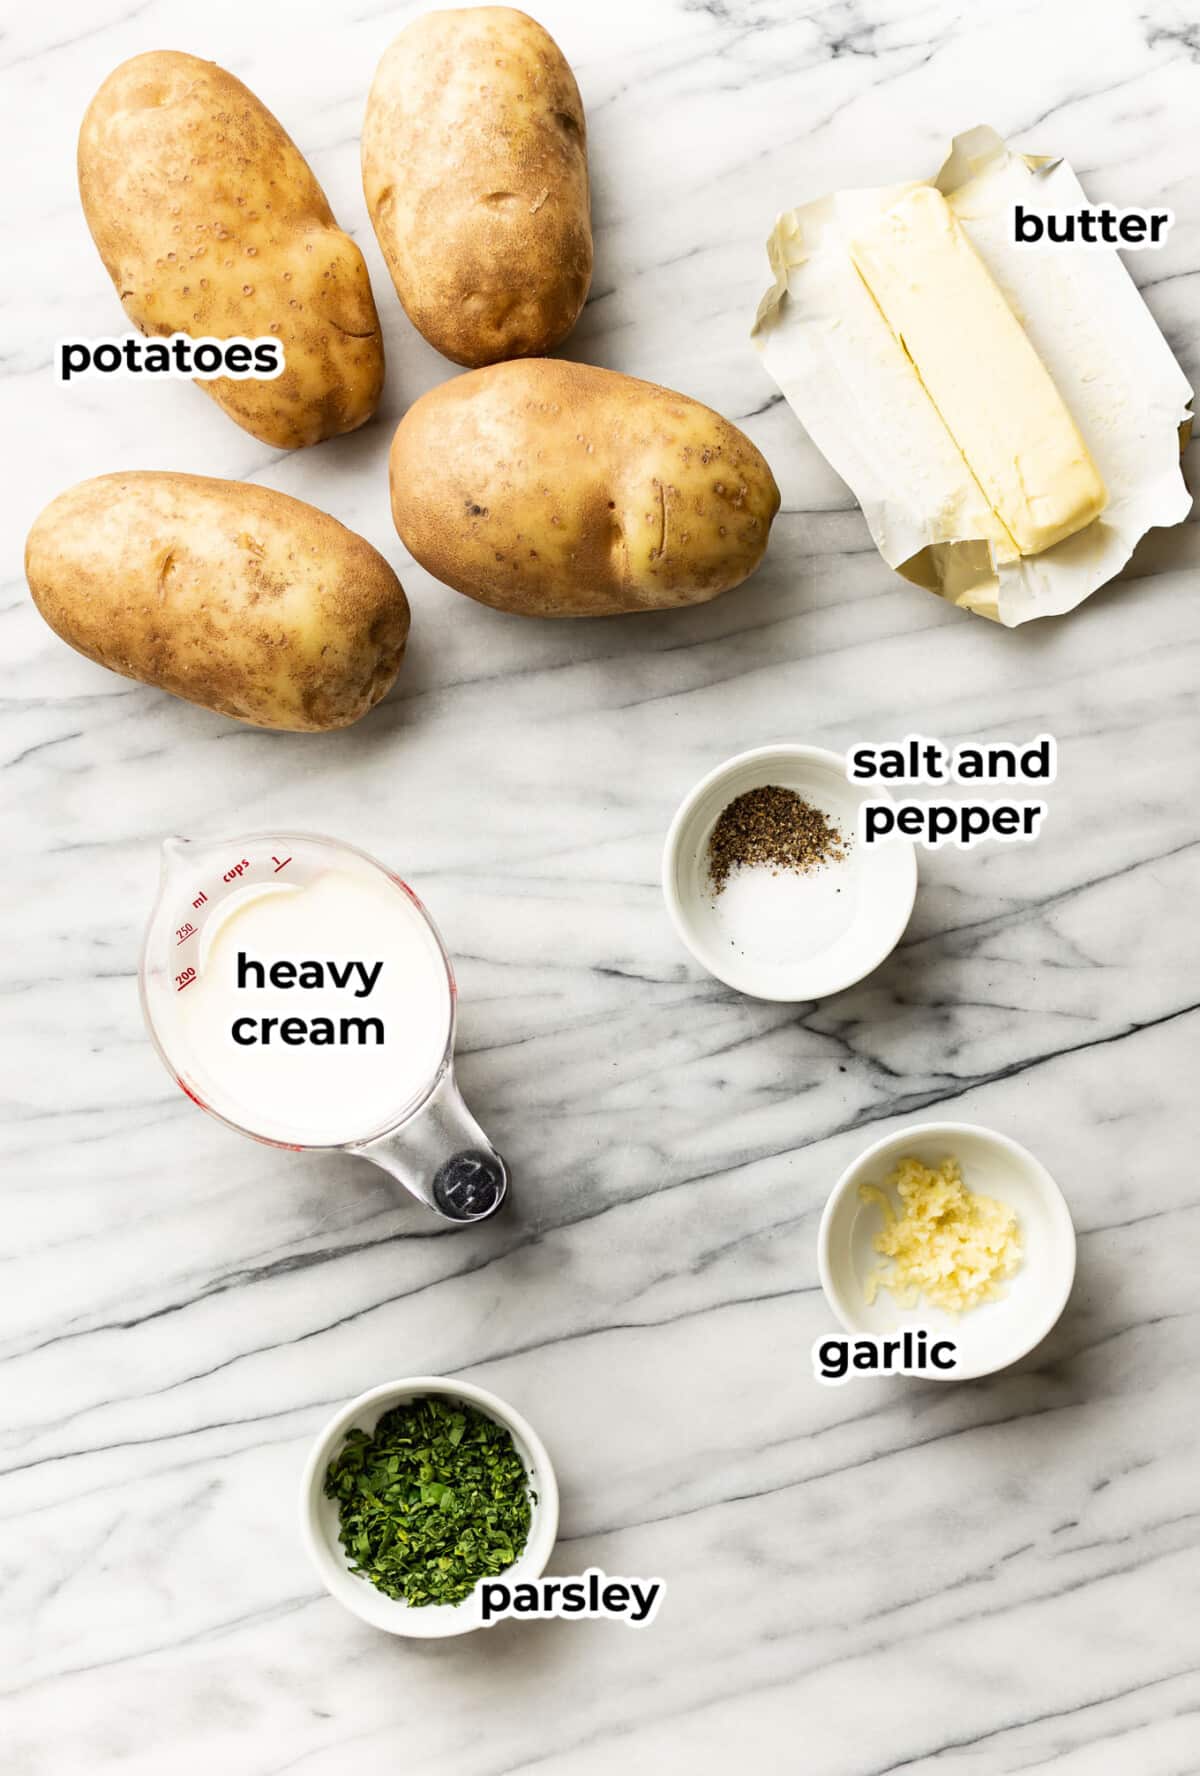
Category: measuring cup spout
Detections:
[
  {"x1": 159, "y1": 834, "x2": 195, "y2": 877},
  {"x1": 353, "y1": 1071, "x2": 509, "y2": 1225}
]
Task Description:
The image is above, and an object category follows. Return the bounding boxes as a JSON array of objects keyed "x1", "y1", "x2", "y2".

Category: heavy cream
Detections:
[{"x1": 168, "y1": 869, "x2": 452, "y2": 1147}]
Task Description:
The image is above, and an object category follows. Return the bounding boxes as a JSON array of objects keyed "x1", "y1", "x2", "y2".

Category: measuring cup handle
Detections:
[{"x1": 355, "y1": 1069, "x2": 509, "y2": 1224}]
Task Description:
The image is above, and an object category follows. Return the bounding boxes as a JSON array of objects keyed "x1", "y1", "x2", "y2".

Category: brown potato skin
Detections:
[
  {"x1": 362, "y1": 8, "x2": 591, "y2": 368},
  {"x1": 388, "y1": 360, "x2": 781, "y2": 617},
  {"x1": 26, "y1": 474, "x2": 409, "y2": 732},
  {"x1": 78, "y1": 52, "x2": 384, "y2": 448}
]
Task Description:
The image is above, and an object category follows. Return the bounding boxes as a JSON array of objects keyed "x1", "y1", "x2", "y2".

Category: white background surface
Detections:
[{"x1": 3, "y1": 1, "x2": 1199, "y2": 1771}]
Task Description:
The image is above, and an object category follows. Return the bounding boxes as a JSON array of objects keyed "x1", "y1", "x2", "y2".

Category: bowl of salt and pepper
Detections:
[{"x1": 662, "y1": 744, "x2": 918, "y2": 1001}]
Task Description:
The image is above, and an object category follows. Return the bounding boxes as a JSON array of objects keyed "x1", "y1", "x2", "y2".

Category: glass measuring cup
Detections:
[{"x1": 140, "y1": 832, "x2": 508, "y2": 1223}]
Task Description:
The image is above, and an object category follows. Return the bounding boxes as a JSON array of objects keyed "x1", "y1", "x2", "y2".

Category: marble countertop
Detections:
[{"x1": 5, "y1": 1, "x2": 1200, "y2": 1771}]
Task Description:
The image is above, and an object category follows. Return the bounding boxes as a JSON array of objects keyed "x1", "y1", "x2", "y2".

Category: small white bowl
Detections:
[
  {"x1": 662, "y1": 744, "x2": 917, "y2": 1001},
  {"x1": 300, "y1": 1377, "x2": 559, "y2": 1637},
  {"x1": 818, "y1": 1122, "x2": 1076, "y2": 1380}
]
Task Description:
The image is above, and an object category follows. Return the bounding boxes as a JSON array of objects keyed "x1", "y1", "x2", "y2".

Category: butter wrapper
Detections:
[{"x1": 753, "y1": 125, "x2": 1193, "y2": 625}]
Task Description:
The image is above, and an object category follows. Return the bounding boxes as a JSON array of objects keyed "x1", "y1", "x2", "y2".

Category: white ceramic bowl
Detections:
[
  {"x1": 300, "y1": 1377, "x2": 559, "y2": 1637},
  {"x1": 818, "y1": 1122, "x2": 1076, "y2": 1380},
  {"x1": 662, "y1": 744, "x2": 917, "y2": 1001}
]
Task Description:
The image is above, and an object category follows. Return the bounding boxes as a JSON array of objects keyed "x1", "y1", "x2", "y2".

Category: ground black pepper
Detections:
[{"x1": 707, "y1": 784, "x2": 849, "y2": 894}]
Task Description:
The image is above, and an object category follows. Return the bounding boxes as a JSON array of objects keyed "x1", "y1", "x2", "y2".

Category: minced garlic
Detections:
[{"x1": 860, "y1": 1155, "x2": 1021, "y2": 1314}]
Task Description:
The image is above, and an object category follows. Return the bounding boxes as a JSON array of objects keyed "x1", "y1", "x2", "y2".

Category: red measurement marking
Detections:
[
  {"x1": 176, "y1": 922, "x2": 196, "y2": 946},
  {"x1": 192, "y1": 890, "x2": 208, "y2": 910},
  {"x1": 272, "y1": 855, "x2": 292, "y2": 873},
  {"x1": 175, "y1": 967, "x2": 197, "y2": 992}
]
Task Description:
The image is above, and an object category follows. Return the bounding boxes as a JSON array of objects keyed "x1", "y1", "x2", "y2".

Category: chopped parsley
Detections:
[{"x1": 323, "y1": 1395, "x2": 534, "y2": 1608}]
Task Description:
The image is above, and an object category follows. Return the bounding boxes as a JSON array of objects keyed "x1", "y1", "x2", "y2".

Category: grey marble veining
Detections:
[{"x1": 3, "y1": 0, "x2": 1199, "y2": 1771}]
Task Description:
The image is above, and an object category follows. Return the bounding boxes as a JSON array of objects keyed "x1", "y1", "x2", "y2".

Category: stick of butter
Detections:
[{"x1": 849, "y1": 184, "x2": 1107, "y2": 556}]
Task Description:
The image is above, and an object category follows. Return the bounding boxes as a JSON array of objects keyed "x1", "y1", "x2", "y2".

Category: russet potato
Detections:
[
  {"x1": 25, "y1": 473, "x2": 409, "y2": 731},
  {"x1": 362, "y1": 8, "x2": 591, "y2": 367},
  {"x1": 388, "y1": 359, "x2": 781, "y2": 616},
  {"x1": 79, "y1": 52, "x2": 384, "y2": 448}
]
